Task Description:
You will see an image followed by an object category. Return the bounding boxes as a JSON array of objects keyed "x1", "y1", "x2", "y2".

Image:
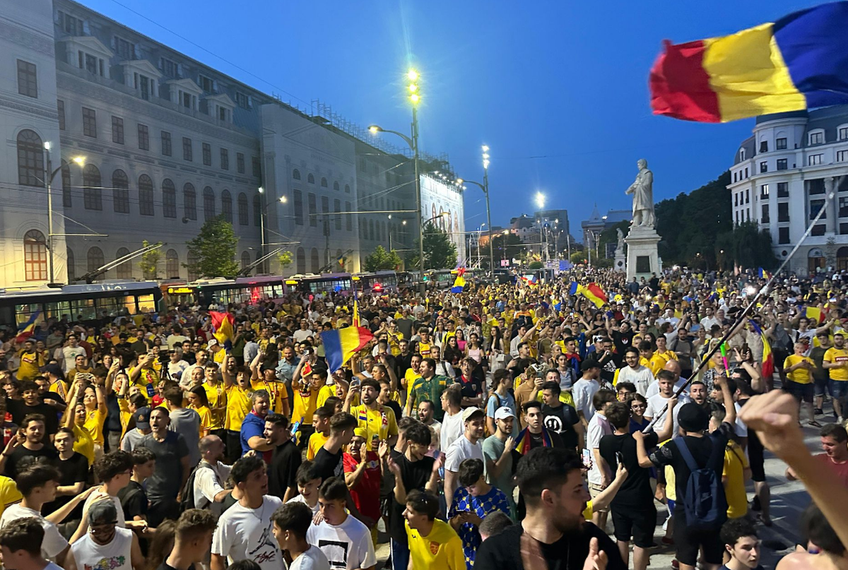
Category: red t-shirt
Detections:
[
  {"x1": 343, "y1": 451, "x2": 381, "y2": 522},
  {"x1": 815, "y1": 453, "x2": 848, "y2": 486}
]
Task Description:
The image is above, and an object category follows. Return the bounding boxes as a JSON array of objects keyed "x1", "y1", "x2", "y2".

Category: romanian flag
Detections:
[
  {"x1": 805, "y1": 306, "x2": 826, "y2": 324},
  {"x1": 16, "y1": 311, "x2": 42, "y2": 343},
  {"x1": 750, "y1": 320, "x2": 774, "y2": 380},
  {"x1": 583, "y1": 283, "x2": 608, "y2": 308},
  {"x1": 210, "y1": 311, "x2": 235, "y2": 350},
  {"x1": 650, "y1": 3, "x2": 848, "y2": 123},
  {"x1": 568, "y1": 282, "x2": 584, "y2": 297},
  {"x1": 451, "y1": 267, "x2": 466, "y2": 293},
  {"x1": 758, "y1": 268, "x2": 772, "y2": 280},
  {"x1": 321, "y1": 326, "x2": 374, "y2": 372},
  {"x1": 521, "y1": 274, "x2": 538, "y2": 286},
  {"x1": 515, "y1": 426, "x2": 553, "y2": 456}
]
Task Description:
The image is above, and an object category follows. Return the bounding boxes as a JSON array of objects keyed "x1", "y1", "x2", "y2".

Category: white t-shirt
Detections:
[
  {"x1": 645, "y1": 393, "x2": 689, "y2": 438},
  {"x1": 734, "y1": 402, "x2": 748, "y2": 437},
  {"x1": 306, "y1": 515, "x2": 376, "y2": 570},
  {"x1": 586, "y1": 413, "x2": 612, "y2": 485},
  {"x1": 571, "y1": 378, "x2": 600, "y2": 421},
  {"x1": 444, "y1": 435, "x2": 484, "y2": 473},
  {"x1": 0, "y1": 504, "x2": 68, "y2": 560},
  {"x1": 194, "y1": 461, "x2": 232, "y2": 515},
  {"x1": 616, "y1": 366, "x2": 655, "y2": 396},
  {"x1": 71, "y1": 526, "x2": 133, "y2": 570},
  {"x1": 62, "y1": 346, "x2": 87, "y2": 374},
  {"x1": 286, "y1": 494, "x2": 320, "y2": 516},
  {"x1": 440, "y1": 411, "x2": 464, "y2": 453},
  {"x1": 290, "y1": 546, "x2": 331, "y2": 570},
  {"x1": 294, "y1": 329, "x2": 314, "y2": 343},
  {"x1": 212, "y1": 495, "x2": 284, "y2": 570}
]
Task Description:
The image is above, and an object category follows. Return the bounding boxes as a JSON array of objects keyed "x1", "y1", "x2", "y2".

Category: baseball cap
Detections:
[
  {"x1": 207, "y1": 339, "x2": 218, "y2": 347},
  {"x1": 132, "y1": 407, "x2": 151, "y2": 430},
  {"x1": 461, "y1": 407, "x2": 485, "y2": 423},
  {"x1": 677, "y1": 403, "x2": 709, "y2": 432},
  {"x1": 39, "y1": 363, "x2": 64, "y2": 379},
  {"x1": 353, "y1": 427, "x2": 367, "y2": 439},
  {"x1": 88, "y1": 500, "x2": 118, "y2": 525},
  {"x1": 494, "y1": 407, "x2": 516, "y2": 421}
]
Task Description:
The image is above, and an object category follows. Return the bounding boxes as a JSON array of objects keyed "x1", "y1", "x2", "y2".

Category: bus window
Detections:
[
  {"x1": 44, "y1": 301, "x2": 71, "y2": 322},
  {"x1": 14, "y1": 303, "x2": 41, "y2": 326},
  {"x1": 136, "y1": 294, "x2": 157, "y2": 314},
  {"x1": 72, "y1": 299, "x2": 97, "y2": 321}
]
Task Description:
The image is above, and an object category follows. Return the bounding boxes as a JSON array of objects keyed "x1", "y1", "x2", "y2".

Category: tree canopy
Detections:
[
  {"x1": 185, "y1": 215, "x2": 240, "y2": 278},
  {"x1": 406, "y1": 223, "x2": 457, "y2": 270},
  {"x1": 363, "y1": 246, "x2": 403, "y2": 271}
]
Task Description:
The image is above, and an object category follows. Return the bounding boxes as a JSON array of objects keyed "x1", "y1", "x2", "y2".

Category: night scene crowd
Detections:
[{"x1": 2, "y1": 268, "x2": 848, "y2": 570}]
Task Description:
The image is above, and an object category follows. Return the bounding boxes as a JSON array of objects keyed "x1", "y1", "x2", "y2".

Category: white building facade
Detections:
[{"x1": 729, "y1": 107, "x2": 848, "y2": 275}]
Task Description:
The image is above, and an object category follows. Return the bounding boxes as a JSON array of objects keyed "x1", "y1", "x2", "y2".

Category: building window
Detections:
[
  {"x1": 17, "y1": 60, "x2": 37, "y2": 98},
  {"x1": 203, "y1": 187, "x2": 215, "y2": 221},
  {"x1": 253, "y1": 195, "x2": 261, "y2": 227},
  {"x1": 220, "y1": 148, "x2": 229, "y2": 170},
  {"x1": 218, "y1": 107, "x2": 228, "y2": 121},
  {"x1": 161, "y1": 131, "x2": 172, "y2": 156},
  {"x1": 345, "y1": 201, "x2": 352, "y2": 230},
  {"x1": 778, "y1": 202, "x2": 789, "y2": 222},
  {"x1": 777, "y1": 159, "x2": 788, "y2": 170},
  {"x1": 345, "y1": 184, "x2": 350, "y2": 194},
  {"x1": 811, "y1": 199, "x2": 826, "y2": 220},
  {"x1": 183, "y1": 137, "x2": 193, "y2": 161},
  {"x1": 235, "y1": 92, "x2": 250, "y2": 109},
  {"x1": 241, "y1": 251, "x2": 251, "y2": 271},
  {"x1": 85, "y1": 247, "x2": 104, "y2": 275},
  {"x1": 160, "y1": 57, "x2": 178, "y2": 78},
  {"x1": 138, "y1": 124, "x2": 149, "y2": 150},
  {"x1": 812, "y1": 225, "x2": 826, "y2": 236},
  {"x1": 838, "y1": 150, "x2": 848, "y2": 163},
  {"x1": 308, "y1": 193, "x2": 317, "y2": 226},
  {"x1": 809, "y1": 179, "x2": 826, "y2": 194},
  {"x1": 111, "y1": 116, "x2": 124, "y2": 144},
  {"x1": 202, "y1": 143, "x2": 211, "y2": 166},
  {"x1": 810, "y1": 131, "x2": 824, "y2": 145},
  {"x1": 310, "y1": 248, "x2": 319, "y2": 273},
  {"x1": 58, "y1": 100, "x2": 65, "y2": 131},
  {"x1": 221, "y1": 190, "x2": 232, "y2": 223},
  {"x1": 321, "y1": 197, "x2": 330, "y2": 235},
  {"x1": 67, "y1": 247, "x2": 75, "y2": 280},
  {"x1": 778, "y1": 182, "x2": 789, "y2": 197},
  {"x1": 776, "y1": 137, "x2": 787, "y2": 150},
  {"x1": 187, "y1": 252, "x2": 199, "y2": 280},
  {"x1": 761, "y1": 204, "x2": 769, "y2": 223},
  {"x1": 253, "y1": 157, "x2": 261, "y2": 178},
  {"x1": 58, "y1": 11, "x2": 84, "y2": 35},
  {"x1": 759, "y1": 161, "x2": 768, "y2": 173},
  {"x1": 82, "y1": 107, "x2": 97, "y2": 138},
  {"x1": 198, "y1": 75, "x2": 213, "y2": 93},
  {"x1": 237, "y1": 153, "x2": 245, "y2": 174},
  {"x1": 744, "y1": 167, "x2": 748, "y2": 178},
  {"x1": 293, "y1": 190, "x2": 304, "y2": 226},
  {"x1": 112, "y1": 169, "x2": 129, "y2": 213},
  {"x1": 16, "y1": 130, "x2": 44, "y2": 187},
  {"x1": 238, "y1": 193, "x2": 248, "y2": 225},
  {"x1": 734, "y1": 193, "x2": 739, "y2": 206},
  {"x1": 745, "y1": 189, "x2": 750, "y2": 204},
  {"x1": 23, "y1": 230, "x2": 48, "y2": 281},
  {"x1": 296, "y1": 247, "x2": 305, "y2": 274},
  {"x1": 83, "y1": 53, "x2": 98, "y2": 75},
  {"x1": 760, "y1": 184, "x2": 769, "y2": 198},
  {"x1": 292, "y1": 169, "x2": 301, "y2": 180},
  {"x1": 165, "y1": 250, "x2": 179, "y2": 278},
  {"x1": 83, "y1": 164, "x2": 101, "y2": 210},
  {"x1": 759, "y1": 141, "x2": 768, "y2": 153},
  {"x1": 115, "y1": 247, "x2": 131, "y2": 279},
  {"x1": 841, "y1": 223, "x2": 848, "y2": 235},
  {"x1": 114, "y1": 36, "x2": 135, "y2": 60},
  {"x1": 321, "y1": 177, "x2": 328, "y2": 188},
  {"x1": 739, "y1": 148, "x2": 746, "y2": 161},
  {"x1": 183, "y1": 183, "x2": 196, "y2": 220},
  {"x1": 308, "y1": 173, "x2": 315, "y2": 184},
  {"x1": 61, "y1": 161, "x2": 71, "y2": 208},
  {"x1": 139, "y1": 175, "x2": 154, "y2": 216},
  {"x1": 809, "y1": 154, "x2": 823, "y2": 166},
  {"x1": 839, "y1": 197, "x2": 848, "y2": 218},
  {"x1": 778, "y1": 227, "x2": 790, "y2": 244},
  {"x1": 162, "y1": 179, "x2": 176, "y2": 218},
  {"x1": 334, "y1": 199, "x2": 341, "y2": 230}
]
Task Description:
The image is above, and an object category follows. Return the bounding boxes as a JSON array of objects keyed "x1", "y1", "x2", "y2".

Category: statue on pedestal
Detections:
[
  {"x1": 625, "y1": 159, "x2": 655, "y2": 228},
  {"x1": 615, "y1": 228, "x2": 625, "y2": 255}
]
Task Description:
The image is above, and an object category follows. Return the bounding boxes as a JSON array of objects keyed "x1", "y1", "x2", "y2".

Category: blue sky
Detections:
[{"x1": 81, "y1": 0, "x2": 823, "y2": 240}]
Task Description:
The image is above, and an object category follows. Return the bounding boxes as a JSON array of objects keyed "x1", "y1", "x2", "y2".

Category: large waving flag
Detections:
[
  {"x1": 451, "y1": 267, "x2": 466, "y2": 293},
  {"x1": 650, "y1": 3, "x2": 848, "y2": 123},
  {"x1": 321, "y1": 326, "x2": 374, "y2": 372},
  {"x1": 804, "y1": 306, "x2": 826, "y2": 324},
  {"x1": 583, "y1": 283, "x2": 608, "y2": 308},
  {"x1": 210, "y1": 311, "x2": 235, "y2": 350},
  {"x1": 750, "y1": 320, "x2": 774, "y2": 380},
  {"x1": 16, "y1": 311, "x2": 43, "y2": 343}
]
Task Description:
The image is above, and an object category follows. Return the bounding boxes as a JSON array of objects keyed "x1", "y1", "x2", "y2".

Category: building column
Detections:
[{"x1": 827, "y1": 177, "x2": 838, "y2": 234}]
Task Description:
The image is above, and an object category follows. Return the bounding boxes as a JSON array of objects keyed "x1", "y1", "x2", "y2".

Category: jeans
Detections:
[{"x1": 390, "y1": 538, "x2": 409, "y2": 570}]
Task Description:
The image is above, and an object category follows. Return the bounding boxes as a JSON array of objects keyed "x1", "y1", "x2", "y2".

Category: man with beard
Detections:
[
  {"x1": 137, "y1": 407, "x2": 190, "y2": 527},
  {"x1": 347, "y1": 379, "x2": 399, "y2": 451},
  {"x1": 475, "y1": 447, "x2": 626, "y2": 570},
  {"x1": 416, "y1": 400, "x2": 441, "y2": 457},
  {"x1": 191, "y1": 435, "x2": 232, "y2": 516},
  {"x1": 540, "y1": 382, "x2": 581, "y2": 451},
  {"x1": 406, "y1": 358, "x2": 453, "y2": 422},
  {"x1": 688, "y1": 380, "x2": 710, "y2": 412},
  {"x1": 265, "y1": 414, "x2": 301, "y2": 502},
  {"x1": 64, "y1": 501, "x2": 143, "y2": 570}
]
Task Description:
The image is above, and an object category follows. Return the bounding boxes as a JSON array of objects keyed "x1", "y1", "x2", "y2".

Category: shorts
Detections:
[
  {"x1": 588, "y1": 483, "x2": 609, "y2": 513},
  {"x1": 785, "y1": 380, "x2": 814, "y2": 403},
  {"x1": 747, "y1": 429, "x2": 766, "y2": 482},
  {"x1": 829, "y1": 379, "x2": 848, "y2": 402},
  {"x1": 611, "y1": 504, "x2": 656, "y2": 548},
  {"x1": 814, "y1": 376, "x2": 829, "y2": 397},
  {"x1": 673, "y1": 513, "x2": 724, "y2": 566}
]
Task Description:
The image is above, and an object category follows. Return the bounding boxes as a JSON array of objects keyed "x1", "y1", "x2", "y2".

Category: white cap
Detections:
[{"x1": 494, "y1": 407, "x2": 516, "y2": 421}]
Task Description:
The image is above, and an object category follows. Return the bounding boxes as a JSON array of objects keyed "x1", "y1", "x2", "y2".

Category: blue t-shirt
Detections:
[
  {"x1": 449, "y1": 485, "x2": 510, "y2": 569},
  {"x1": 486, "y1": 392, "x2": 518, "y2": 437},
  {"x1": 240, "y1": 411, "x2": 266, "y2": 455}
]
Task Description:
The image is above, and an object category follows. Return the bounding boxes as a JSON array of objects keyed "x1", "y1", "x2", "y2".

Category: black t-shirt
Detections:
[
  {"x1": 541, "y1": 404, "x2": 580, "y2": 450},
  {"x1": 383, "y1": 400, "x2": 403, "y2": 424},
  {"x1": 268, "y1": 440, "x2": 302, "y2": 499},
  {"x1": 39, "y1": 392, "x2": 66, "y2": 410},
  {"x1": 5, "y1": 445, "x2": 59, "y2": 479},
  {"x1": 650, "y1": 422, "x2": 732, "y2": 502},
  {"x1": 118, "y1": 480, "x2": 149, "y2": 521},
  {"x1": 7, "y1": 401, "x2": 60, "y2": 435},
  {"x1": 459, "y1": 375, "x2": 484, "y2": 400},
  {"x1": 475, "y1": 522, "x2": 626, "y2": 570},
  {"x1": 599, "y1": 432, "x2": 659, "y2": 509},
  {"x1": 612, "y1": 331, "x2": 635, "y2": 354},
  {"x1": 388, "y1": 452, "x2": 435, "y2": 544},
  {"x1": 42, "y1": 451, "x2": 89, "y2": 515},
  {"x1": 313, "y1": 446, "x2": 342, "y2": 483}
]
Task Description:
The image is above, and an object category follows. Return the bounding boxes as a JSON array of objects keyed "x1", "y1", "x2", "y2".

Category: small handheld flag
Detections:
[
  {"x1": 321, "y1": 326, "x2": 374, "y2": 372},
  {"x1": 210, "y1": 311, "x2": 235, "y2": 350},
  {"x1": 16, "y1": 311, "x2": 43, "y2": 343}
]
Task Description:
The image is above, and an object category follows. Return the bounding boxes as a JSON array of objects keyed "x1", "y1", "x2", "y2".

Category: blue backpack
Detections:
[{"x1": 675, "y1": 436, "x2": 728, "y2": 531}]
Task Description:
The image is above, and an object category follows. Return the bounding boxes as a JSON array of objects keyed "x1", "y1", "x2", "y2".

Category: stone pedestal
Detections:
[
  {"x1": 614, "y1": 251, "x2": 626, "y2": 273},
  {"x1": 625, "y1": 225, "x2": 661, "y2": 281}
]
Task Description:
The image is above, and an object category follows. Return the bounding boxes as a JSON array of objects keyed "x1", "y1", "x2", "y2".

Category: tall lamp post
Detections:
[
  {"x1": 369, "y1": 68, "x2": 425, "y2": 295},
  {"x1": 43, "y1": 142, "x2": 85, "y2": 285},
  {"x1": 257, "y1": 187, "x2": 286, "y2": 272},
  {"x1": 457, "y1": 145, "x2": 494, "y2": 273},
  {"x1": 535, "y1": 192, "x2": 546, "y2": 261}
]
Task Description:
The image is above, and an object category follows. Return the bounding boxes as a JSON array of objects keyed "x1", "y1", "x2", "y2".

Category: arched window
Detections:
[
  {"x1": 237, "y1": 193, "x2": 249, "y2": 225},
  {"x1": 321, "y1": 177, "x2": 328, "y2": 188},
  {"x1": 83, "y1": 164, "x2": 102, "y2": 210},
  {"x1": 240, "y1": 251, "x2": 251, "y2": 270},
  {"x1": 66, "y1": 247, "x2": 75, "y2": 281},
  {"x1": 115, "y1": 247, "x2": 131, "y2": 279},
  {"x1": 139, "y1": 175, "x2": 154, "y2": 216},
  {"x1": 345, "y1": 184, "x2": 350, "y2": 194},
  {"x1": 17, "y1": 130, "x2": 44, "y2": 187},
  {"x1": 253, "y1": 194, "x2": 261, "y2": 226},
  {"x1": 112, "y1": 170, "x2": 129, "y2": 213},
  {"x1": 87, "y1": 246, "x2": 104, "y2": 274},
  {"x1": 184, "y1": 183, "x2": 196, "y2": 220},
  {"x1": 292, "y1": 169, "x2": 301, "y2": 180},
  {"x1": 23, "y1": 230, "x2": 47, "y2": 281},
  {"x1": 61, "y1": 160, "x2": 72, "y2": 208},
  {"x1": 203, "y1": 187, "x2": 216, "y2": 221},
  {"x1": 307, "y1": 173, "x2": 315, "y2": 184},
  {"x1": 333, "y1": 181, "x2": 340, "y2": 191},
  {"x1": 369, "y1": 219, "x2": 375, "y2": 241},
  {"x1": 310, "y1": 248, "x2": 319, "y2": 273},
  {"x1": 166, "y1": 249, "x2": 179, "y2": 278},
  {"x1": 162, "y1": 179, "x2": 176, "y2": 218},
  {"x1": 221, "y1": 190, "x2": 233, "y2": 223},
  {"x1": 296, "y1": 247, "x2": 306, "y2": 274},
  {"x1": 187, "y1": 251, "x2": 199, "y2": 280}
]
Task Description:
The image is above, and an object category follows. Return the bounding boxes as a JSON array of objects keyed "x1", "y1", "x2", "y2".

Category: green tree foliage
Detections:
[
  {"x1": 406, "y1": 223, "x2": 457, "y2": 270},
  {"x1": 714, "y1": 222, "x2": 778, "y2": 271},
  {"x1": 363, "y1": 246, "x2": 403, "y2": 271},
  {"x1": 528, "y1": 261, "x2": 544, "y2": 269},
  {"x1": 278, "y1": 251, "x2": 293, "y2": 269},
  {"x1": 490, "y1": 232, "x2": 524, "y2": 267},
  {"x1": 138, "y1": 240, "x2": 162, "y2": 279},
  {"x1": 185, "y1": 215, "x2": 240, "y2": 278}
]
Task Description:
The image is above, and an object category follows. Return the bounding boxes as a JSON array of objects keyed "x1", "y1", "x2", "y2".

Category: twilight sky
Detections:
[{"x1": 81, "y1": 0, "x2": 823, "y2": 240}]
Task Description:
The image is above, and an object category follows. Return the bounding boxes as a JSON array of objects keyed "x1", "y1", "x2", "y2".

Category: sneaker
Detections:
[{"x1": 815, "y1": 408, "x2": 824, "y2": 415}]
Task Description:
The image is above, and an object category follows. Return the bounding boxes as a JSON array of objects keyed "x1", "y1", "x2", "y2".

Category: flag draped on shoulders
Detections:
[
  {"x1": 749, "y1": 320, "x2": 774, "y2": 380},
  {"x1": 451, "y1": 267, "x2": 466, "y2": 293},
  {"x1": 210, "y1": 311, "x2": 235, "y2": 350},
  {"x1": 321, "y1": 326, "x2": 374, "y2": 372},
  {"x1": 16, "y1": 311, "x2": 43, "y2": 343},
  {"x1": 515, "y1": 426, "x2": 553, "y2": 455}
]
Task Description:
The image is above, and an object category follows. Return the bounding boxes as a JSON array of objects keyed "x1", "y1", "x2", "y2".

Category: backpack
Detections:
[
  {"x1": 675, "y1": 436, "x2": 728, "y2": 531},
  {"x1": 179, "y1": 462, "x2": 214, "y2": 513}
]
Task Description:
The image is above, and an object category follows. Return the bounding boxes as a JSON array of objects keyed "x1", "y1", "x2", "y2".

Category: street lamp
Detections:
[
  {"x1": 368, "y1": 68, "x2": 426, "y2": 293},
  {"x1": 257, "y1": 188, "x2": 287, "y2": 271},
  {"x1": 535, "y1": 192, "x2": 546, "y2": 261},
  {"x1": 43, "y1": 142, "x2": 85, "y2": 285},
  {"x1": 456, "y1": 145, "x2": 494, "y2": 274}
]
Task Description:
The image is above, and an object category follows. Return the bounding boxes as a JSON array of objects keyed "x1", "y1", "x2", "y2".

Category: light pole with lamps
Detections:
[
  {"x1": 369, "y1": 68, "x2": 425, "y2": 294},
  {"x1": 456, "y1": 145, "x2": 494, "y2": 273},
  {"x1": 535, "y1": 192, "x2": 546, "y2": 261},
  {"x1": 257, "y1": 187, "x2": 286, "y2": 272},
  {"x1": 43, "y1": 142, "x2": 85, "y2": 285}
]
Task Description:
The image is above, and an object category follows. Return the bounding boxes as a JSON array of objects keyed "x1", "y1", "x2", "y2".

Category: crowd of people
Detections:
[{"x1": 0, "y1": 267, "x2": 848, "y2": 570}]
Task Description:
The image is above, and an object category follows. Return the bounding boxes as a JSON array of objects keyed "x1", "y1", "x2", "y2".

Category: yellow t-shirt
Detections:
[
  {"x1": 784, "y1": 354, "x2": 814, "y2": 384},
  {"x1": 316, "y1": 385, "x2": 336, "y2": 409},
  {"x1": 405, "y1": 519, "x2": 465, "y2": 570},
  {"x1": 292, "y1": 386, "x2": 321, "y2": 425},
  {"x1": 82, "y1": 408, "x2": 106, "y2": 446},
  {"x1": 0, "y1": 477, "x2": 22, "y2": 519},
  {"x1": 17, "y1": 350, "x2": 43, "y2": 381},
  {"x1": 418, "y1": 342, "x2": 431, "y2": 356},
  {"x1": 307, "y1": 431, "x2": 329, "y2": 461},
  {"x1": 49, "y1": 380, "x2": 69, "y2": 400},
  {"x1": 192, "y1": 405, "x2": 212, "y2": 436},
  {"x1": 225, "y1": 385, "x2": 251, "y2": 431},
  {"x1": 723, "y1": 441, "x2": 749, "y2": 519},
  {"x1": 404, "y1": 369, "x2": 420, "y2": 390},
  {"x1": 202, "y1": 383, "x2": 226, "y2": 430},
  {"x1": 118, "y1": 399, "x2": 132, "y2": 438},
  {"x1": 73, "y1": 423, "x2": 95, "y2": 464},
  {"x1": 824, "y1": 347, "x2": 848, "y2": 381},
  {"x1": 655, "y1": 349, "x2": 678, "y2": 364},
  {"x1": 251, "y1": 379, "x2": 288, "y2": 415},
  {"x1": 213, "y1": 349, "x2": 227, "y2": 366},
  {"x1": 350, "y1": 404, "x2": 399, "y2": 450},
  {"x1": 133, "y1": 367, "x2": 159, "y2": 389},
  {"x1": 648, "y1": 355, "x2": 667, "y2": 377}
]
